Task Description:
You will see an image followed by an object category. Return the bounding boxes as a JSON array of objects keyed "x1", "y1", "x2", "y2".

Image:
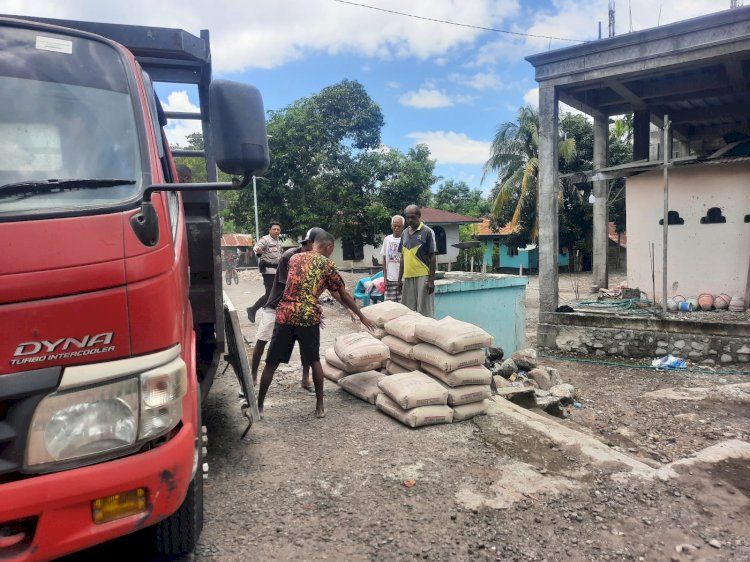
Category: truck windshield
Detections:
[{"x1": 0, "y1": 25, "x2": 142, "y2": 218}]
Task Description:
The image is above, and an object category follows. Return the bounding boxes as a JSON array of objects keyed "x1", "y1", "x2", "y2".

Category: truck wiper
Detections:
[{"x1": 0, "y1": 178, "x2": 136, "y2": 196}]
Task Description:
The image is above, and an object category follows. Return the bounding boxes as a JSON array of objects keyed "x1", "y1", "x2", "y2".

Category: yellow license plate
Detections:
[{"x1": 92, "y1": 488, "x2": 148, "y2": 524}]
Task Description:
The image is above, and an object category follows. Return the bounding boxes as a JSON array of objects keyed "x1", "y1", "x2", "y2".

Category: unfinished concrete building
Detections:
[{"x1": 527, "y1": 7, "x2": 750, "y2": 364}]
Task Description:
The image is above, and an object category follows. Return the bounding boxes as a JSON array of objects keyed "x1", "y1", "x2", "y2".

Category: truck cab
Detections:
[{"x1": 0, "y1": 16, "x2": 267, "y2": 560}]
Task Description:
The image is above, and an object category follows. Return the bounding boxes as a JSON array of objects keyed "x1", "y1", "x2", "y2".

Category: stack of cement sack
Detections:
[
  {"x1": 323, "y1": 301, "x2": 494, "y2": 427},
  {"x1": 376, "y1": 371, "x2": 453, "y2": 428},
  {"x1": 412, "y1": 317, "x2": 493, "y2": 421},
  {"x1": 321, "y1": 332, "x2": 390, "y2": 383}
]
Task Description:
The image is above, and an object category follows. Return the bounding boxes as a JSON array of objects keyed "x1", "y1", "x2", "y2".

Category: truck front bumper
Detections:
[{"x1": 0, "y1": 422, "x2": 195, "y2": 562}]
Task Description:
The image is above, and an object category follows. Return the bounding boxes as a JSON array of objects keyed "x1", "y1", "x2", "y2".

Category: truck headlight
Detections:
[
  {"x1": 27, "y1": 378, "x2": 139, "y2": 466},
  {"x1": 26, "y1": 357, "x2": 188, "y2": 469}
]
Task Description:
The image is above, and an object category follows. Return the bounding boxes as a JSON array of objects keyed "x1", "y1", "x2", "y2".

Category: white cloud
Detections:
[
  {"x1": 466, "y1": 72, "x2": 503, "y2": 91},
  {"x1": 386, "y1": 81, "x2": 401, "y2": 89},
  {"x1": 161, "y1": 91, "x2": 202, "y2": 147},
  {"x1": 399, "y1": 88, "x2": 455, "y2": 109},
  {"x1": 407, "y1": 131, "x2": 491, "y2": 164},
  {"x1": 3, "y1": 0, "x2": 520, "y2": 72},
  {"x1": 449, "y1": 71, "x2": 503, "y2": 91},
  {"x1": 523, "y1": 87, "x2": 539, "y2": 107}
]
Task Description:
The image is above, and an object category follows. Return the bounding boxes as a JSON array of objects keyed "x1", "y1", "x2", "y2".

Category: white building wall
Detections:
[
  {"x1": 626, "y1": 162, "x2": 750, "y2": 300},
  {"x1": 330, "y1": 223, "x2": 463, "y2": 269}
]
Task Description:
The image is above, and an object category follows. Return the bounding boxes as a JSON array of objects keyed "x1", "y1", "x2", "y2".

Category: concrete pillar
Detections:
[
  {"x1": 633, "y1": 110, "x2": 650, "y2": 161},
  {"x1": 592, "y1": 115, "x2": 609, "y2": 292},
  {"x1": 537, "y1": 85, "x2": 559, "y2": 313}
]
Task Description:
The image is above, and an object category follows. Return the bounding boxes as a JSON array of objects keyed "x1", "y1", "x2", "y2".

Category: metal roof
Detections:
[
  {"x1": 221, "y1": 234, "x2": 254, "y2": 247},
  {"x1": 420, "y1": 207, "x2": 483, "y2": 225}
]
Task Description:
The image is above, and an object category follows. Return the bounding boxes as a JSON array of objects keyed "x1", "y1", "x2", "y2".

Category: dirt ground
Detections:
[{"x1": 68, "y1": 269, "x2": 750, "y2": 561}]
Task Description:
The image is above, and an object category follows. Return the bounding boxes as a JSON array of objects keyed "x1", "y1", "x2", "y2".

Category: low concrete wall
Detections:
[{"x1": 537, "y1": 312, "x2": 750, "y2": 365}]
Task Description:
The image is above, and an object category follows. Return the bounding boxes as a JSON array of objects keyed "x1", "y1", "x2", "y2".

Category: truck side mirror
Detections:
[{"x1": 209, "y1": 80, "x2": 269, "y2": 176}]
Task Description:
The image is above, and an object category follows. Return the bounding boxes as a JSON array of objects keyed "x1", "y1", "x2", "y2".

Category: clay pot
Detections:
[
  {"x1": 667, "y1": 298, "x2": 678, "y2": 312},
  {"x1": 697, "y1": 293, "x2": 714, "y2": 311},
  {"x1": 729, "y1": 296, "x2": 746, "y2": 312},
  {"x1": 714, "y1": 293, "x2": 731, "y2": 310},
  {"x1": 687, "y1": 297, "x2": 699, "y2": 311}
]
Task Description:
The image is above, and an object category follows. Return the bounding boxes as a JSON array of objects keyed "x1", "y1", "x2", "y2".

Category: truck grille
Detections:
[{"x1": 0, "y1": 367, "x2": 61, "y2": 481}]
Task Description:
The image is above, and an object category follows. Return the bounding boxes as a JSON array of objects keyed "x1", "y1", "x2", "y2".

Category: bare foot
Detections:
[
  {"x1": 301, "y1": 381, "x2": 314, "y2": 393},
  {"x1": 258, "y1": 405, "x2": 264, "y2": 420},
  {"x1": 315, "y1": 408, "x2": 326, "y2": 419}
]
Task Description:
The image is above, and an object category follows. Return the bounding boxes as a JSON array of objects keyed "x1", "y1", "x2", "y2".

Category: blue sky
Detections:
[{"x1": 6, "y1": 0, "x2": 725, "y2": 193}]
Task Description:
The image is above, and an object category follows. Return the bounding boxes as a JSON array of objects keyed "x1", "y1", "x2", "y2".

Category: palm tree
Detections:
[{"x1": 482, "y1": 106, "x2": 576, "y2": 241}]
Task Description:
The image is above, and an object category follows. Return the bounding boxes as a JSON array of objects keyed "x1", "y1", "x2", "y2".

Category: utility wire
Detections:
[{"x1": 331, "y1": 0, "x2": 587, "y2": 44}]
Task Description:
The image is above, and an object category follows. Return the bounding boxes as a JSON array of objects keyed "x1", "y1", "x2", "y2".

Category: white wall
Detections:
[
  {"x1": 626, "y1": 162, "x2": 750, "y2": 300},
  {"x1": 330, "y1": 223, "x2": 463, "y2": 269},
  {"x1": 438, "y1": 224, "x2": 461, "y2": 265}
]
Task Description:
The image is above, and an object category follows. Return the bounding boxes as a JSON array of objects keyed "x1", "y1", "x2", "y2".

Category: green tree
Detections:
[
  {"x1": 484, "y1": 106, "x2": 632, "y2": 254},
  {"x1": 222, "y1": 80, "x2": 436, "y2": 246},
  {"x1": 483, "y1": 106, "x2": 577, "y2": 246},
  {"x1": 432, "y1": 179, "x2": 490, "y2": 218}
]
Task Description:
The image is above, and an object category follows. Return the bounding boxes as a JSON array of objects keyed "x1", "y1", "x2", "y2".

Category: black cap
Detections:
[{"x1": 301, "y1": 227, "x2": 325, "y2": 244}]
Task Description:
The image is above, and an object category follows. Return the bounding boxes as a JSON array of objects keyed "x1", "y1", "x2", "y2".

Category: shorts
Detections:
[
  {"x1": 256, "y1": 307, "x2": 276, "y2": 342},
  {"x1": 266, "y1": 323, "x2": 321, "y2": 365}
]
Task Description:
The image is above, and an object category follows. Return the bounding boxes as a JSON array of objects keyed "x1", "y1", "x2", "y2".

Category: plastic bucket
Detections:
[{"x1": 678, "y1": 301, "x2": 693, "y2": 312}]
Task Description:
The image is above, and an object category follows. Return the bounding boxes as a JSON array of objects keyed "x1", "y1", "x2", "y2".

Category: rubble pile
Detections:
[{"x1": 487, "y1": 347, "x2": 580, "y2": 417}]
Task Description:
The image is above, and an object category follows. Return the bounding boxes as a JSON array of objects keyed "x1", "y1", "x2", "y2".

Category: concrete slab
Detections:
[{"x1": 487, "y1": 397, "x2": 656, "y2": 479}]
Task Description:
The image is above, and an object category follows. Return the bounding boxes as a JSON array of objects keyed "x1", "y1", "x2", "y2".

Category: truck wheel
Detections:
[{"x1": 154, "y1": 437, "x2": 204, "y2": 556}]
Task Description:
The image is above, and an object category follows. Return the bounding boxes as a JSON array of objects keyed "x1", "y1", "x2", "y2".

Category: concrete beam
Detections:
[
  {"x1": 538, "y1": 85, "x2": 559, "y2": 313},
  {"x1": 530, "y1": 11, "x2": 750, "y2": 86},
  {"x1": 669, "y1": 100, "x2": 750, "y2": 124},
  {"x1": 592, "y1": 115, "x2": 609, "y2": 292},
  {"x1": 724, "y1": 59, "x2": 746, "y2": 92},
  {"x1": 604, "y1": 79, "x2": 646, "y2": 110},
  {"x1": 634, "y1": 66, "x2": 728, "y2": 99},
  {"x1": 557, "y1": 90, "x2": 605, "y2": 119}
]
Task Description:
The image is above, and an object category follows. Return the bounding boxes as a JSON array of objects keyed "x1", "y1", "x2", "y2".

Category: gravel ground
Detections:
[{"x1": 65, "y1": 269, "x2": 750, "y2": 561}]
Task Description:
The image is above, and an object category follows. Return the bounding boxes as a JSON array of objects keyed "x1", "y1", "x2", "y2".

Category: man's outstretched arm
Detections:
[{"x1": 335, "y1": 287, "x2": 377, "y2": 331}]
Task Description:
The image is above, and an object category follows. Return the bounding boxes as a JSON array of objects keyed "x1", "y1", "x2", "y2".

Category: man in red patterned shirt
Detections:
[{"x1": 257, "y1": 230, "x2": 376, "y2": 418}]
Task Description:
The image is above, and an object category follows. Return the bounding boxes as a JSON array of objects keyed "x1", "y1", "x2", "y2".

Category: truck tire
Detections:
[{"x1": 154, "y1": 438, "x2": 204, "y2": 556}]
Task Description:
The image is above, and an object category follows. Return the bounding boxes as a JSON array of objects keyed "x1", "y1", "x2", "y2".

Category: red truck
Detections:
[{"x1": 0, "y1": 15, "x2": 268, "y2": 560}]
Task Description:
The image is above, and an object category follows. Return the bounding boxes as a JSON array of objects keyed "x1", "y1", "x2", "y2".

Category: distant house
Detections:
[
  {"x1": 331, "y1": 207, "x2": 482, "y2": 270},
  {"x1": 221, "y1": 233, "x2": 255, "y2": 267},
  {"x1": 475, "y1": 219, "x2": 569, "y2": 273}
]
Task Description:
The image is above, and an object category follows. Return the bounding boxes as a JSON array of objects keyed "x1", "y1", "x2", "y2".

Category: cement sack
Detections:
[
  {"x1": 361, "y1": 300, "x2": 412, "y2": 328},
  {"x1": 334, "y1": 332, "x2": 390, "y2": 371},
  {"x1": 415, "y1": 316, "x2": 493, "y2": 354},
  {"x1": 321, "y1": 359, "x2": 348, "y2": 383},
  {"x1": 339, "y1": 371, "x2": 386, "y2": 404},
  {"x1": 378, "y1": 371, "x2": 448, "y2": 409},
  {"x1": 325, "y1": 348, "x2": 381, "y2": 374},
  {"x1": 412, "y1": 343, "x2": 484, "y2": 373},
  {"x1": 441, "y1": 383, "x2": 492, "y2": 406},
  {"x1": 371, "y1": 327, "x2": 387, "y2": 339},
  {"x1": 384, "y1": 314, "x2": 436, "y2": 344},
  {"x1": 452, "y1": 399, "x2": 490, "y2": 422},
  {"x1": 391, "y1": 352, "x2": 420, "y2": 371},
  {"x1": 325, "y1": 348, "x2": 348, "y2": 371},
  {"x1": 420, "y1": 362, "x2": 492, "y2": 387},
  {"x1": 386, "y1": 360, "x2": 411, "y2": 375},
  {"x1": 376, "y1": 394, "x2": 453, "y2": 428},
  {"x1": 381, "y1": 335, "x2": 415, "y2": 359}
]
